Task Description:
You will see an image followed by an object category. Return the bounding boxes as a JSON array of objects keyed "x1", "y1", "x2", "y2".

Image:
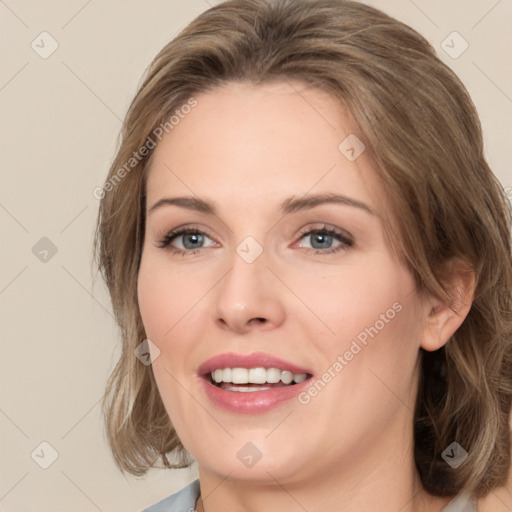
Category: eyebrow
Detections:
[{"x1": 147, "y1": 193, "x2": 375, "y2": 217}]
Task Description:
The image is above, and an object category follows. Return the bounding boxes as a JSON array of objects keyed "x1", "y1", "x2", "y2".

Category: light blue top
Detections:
[
  {"x1": 142, "y1": 479, "x2": 200, "y2": 512},
  {"x1": 141, "y1": 478, "x2": 478, "y2": 511}
]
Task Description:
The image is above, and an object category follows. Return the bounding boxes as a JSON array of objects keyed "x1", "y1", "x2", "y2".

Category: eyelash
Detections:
[{"x1": 157, "y1": 224, "x2": 354, "y2": 257}]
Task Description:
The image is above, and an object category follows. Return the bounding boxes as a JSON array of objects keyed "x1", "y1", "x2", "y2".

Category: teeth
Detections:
[
  {"x1": 281, "y1": 370, "x2": 293, "y2": 385},
  {"x1": 232, "y1": 368, "x2": 248, "y2": 384},
  {"x1": 248, "y1": 367, "x2": 267, "y2": 384},
  {"x1": 293, "y1": 373, "x2": 307, "y2": 383},
  {"x1": 266, "y1": 368, "x2": 281, "y2": 383},
  {"x1": 222, "y1": 368, "x2": 231, "y2": 382},
  {"x1": 222, "y1": 385, "x2": 272, "y2": 392},
  {"x1": 210, "y1": 367, "x2": 309, "y2": 385}
]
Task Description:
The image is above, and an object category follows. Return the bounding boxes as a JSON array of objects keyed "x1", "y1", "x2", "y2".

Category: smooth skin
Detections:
[{"x1": 137, "y1": 81, "x2": 475, "y2": 512}]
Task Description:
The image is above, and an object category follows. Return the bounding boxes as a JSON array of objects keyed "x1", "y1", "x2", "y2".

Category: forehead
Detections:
[{"x1": 144, "y1": 80, "x2": 386, "y2": 217}]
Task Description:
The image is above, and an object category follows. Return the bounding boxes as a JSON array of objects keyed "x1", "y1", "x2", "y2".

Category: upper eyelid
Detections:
[
  {"x1": 157, "y1": 226, "x2": 213, "y2": 245},
  {"x1": 297, "y1": 224, "x2": 353, "y2": 240},
  {"x1": 156, "y1": 223, "x2": 210, "y2": 236}
]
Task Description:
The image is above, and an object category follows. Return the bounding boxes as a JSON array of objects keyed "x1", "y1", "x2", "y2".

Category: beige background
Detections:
[{"x1": 0, "y1": 0, "x2": 511, "y2": 511}]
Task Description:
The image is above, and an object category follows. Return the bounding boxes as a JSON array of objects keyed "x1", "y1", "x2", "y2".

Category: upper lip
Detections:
[{"x1": 198, "y1": 352, "x2": 313, "y2": 376}]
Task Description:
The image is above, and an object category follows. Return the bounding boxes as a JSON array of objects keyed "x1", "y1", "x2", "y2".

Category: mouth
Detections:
[
  {"x1": 205, "y1": 367, "x2": 312, "y2": 392},
  {"x1": 197, "y1": 352, "x2": 314, "y2": 413}
]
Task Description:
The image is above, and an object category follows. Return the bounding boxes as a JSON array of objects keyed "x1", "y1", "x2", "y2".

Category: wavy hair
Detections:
[{"x1": 93, "y1": 0, "x2": 512, "y2": 498}]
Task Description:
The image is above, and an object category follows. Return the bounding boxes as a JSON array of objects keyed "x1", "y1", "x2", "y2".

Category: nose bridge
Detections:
[{"x1": 213, "y1": 235, "x2": 285, "y2": 332}]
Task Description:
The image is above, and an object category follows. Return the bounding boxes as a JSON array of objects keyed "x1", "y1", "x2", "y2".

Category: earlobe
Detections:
[{"x1": 420, "y1": 261, "x2": 476, "y2": 352}]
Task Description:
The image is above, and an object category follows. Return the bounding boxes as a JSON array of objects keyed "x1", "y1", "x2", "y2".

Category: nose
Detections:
[{"x1": 213, "y1": 246, "x2": 286, "y2": 334}]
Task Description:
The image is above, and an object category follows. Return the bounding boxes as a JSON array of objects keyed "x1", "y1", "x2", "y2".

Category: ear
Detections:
[{"x1": 420, "y1": 259, "x2": 476, "y2": 352}]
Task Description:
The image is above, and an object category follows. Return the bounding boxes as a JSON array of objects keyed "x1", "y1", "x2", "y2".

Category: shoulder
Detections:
[{"x1": 141, "y1": 479, "x2": 200, "y2": 512}]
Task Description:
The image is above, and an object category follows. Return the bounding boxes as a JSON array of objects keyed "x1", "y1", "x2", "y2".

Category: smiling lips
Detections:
[{"x1": 198, "y1": 352, "x2": 314, "y2": 412}]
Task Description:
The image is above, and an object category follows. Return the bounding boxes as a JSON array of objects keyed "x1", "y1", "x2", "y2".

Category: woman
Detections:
[{"x1": 93, "y1": 1, "x2": 512, "y2": 510}]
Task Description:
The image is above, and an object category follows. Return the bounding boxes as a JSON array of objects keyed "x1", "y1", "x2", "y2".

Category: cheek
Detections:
[
  {"x1": 304, "y1": 264, "x2": 423, "y2": 419},
  {"x1": 137, "y1": 260, "x2": 197, "y2": 415},
  {"x1": 292, "y1": 257, "x2": 417, "y2": 352},
  {"x1": 137, "y1": 258, "x2": 203, "y2": 340},
  {"x1": 335, "y1": 276, "x2": 421, "y2": 400},
  {"x1": 295, "y1": 271, "x2": 422, "y2": 438}
]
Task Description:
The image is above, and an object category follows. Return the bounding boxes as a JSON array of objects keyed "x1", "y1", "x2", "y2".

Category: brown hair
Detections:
[{"x1": 93, "y1": 0, "x2": 512, "y2": 498}]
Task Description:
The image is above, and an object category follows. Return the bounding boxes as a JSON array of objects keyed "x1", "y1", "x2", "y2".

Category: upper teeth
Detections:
[{"x1": 211, "y1": 367, "x2": 308, "y2": 385}]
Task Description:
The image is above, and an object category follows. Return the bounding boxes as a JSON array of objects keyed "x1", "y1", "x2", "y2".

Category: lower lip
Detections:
[{"x1": 200, "y1": 376, "x2": 312, "y2": 414}]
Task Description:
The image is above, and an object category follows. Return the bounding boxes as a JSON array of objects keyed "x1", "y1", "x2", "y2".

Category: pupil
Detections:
[
  {"x1": 311, "y1": 233, "x2": 332, "y2": 249},
  {"x1": 183, "y1": 233, "x2": 203, "y2": 249}
]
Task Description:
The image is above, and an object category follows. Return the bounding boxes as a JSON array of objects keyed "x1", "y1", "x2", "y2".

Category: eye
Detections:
[
  {"x1": 156, "y1": 224, "x2": 354, "y2": 256},
  {"x1": 157, "y1": 227, "x2": 216, "y2": 256},
  {"x1": 295, "y1": 225, "x2": 353, "y2": 255}
]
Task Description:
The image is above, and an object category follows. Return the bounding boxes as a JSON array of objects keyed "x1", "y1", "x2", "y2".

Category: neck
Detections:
[
  {"x1": 194, "y1": 426, "x2": 454, "y2": 512},
  {"x1": 195, "y1": 475, "x2": 452, "y2": 512}
]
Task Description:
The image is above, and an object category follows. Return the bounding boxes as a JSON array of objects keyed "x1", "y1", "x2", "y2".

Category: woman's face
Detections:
[{"x1": 137, "y1": 81, "x2": 429, "y2": 485}]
